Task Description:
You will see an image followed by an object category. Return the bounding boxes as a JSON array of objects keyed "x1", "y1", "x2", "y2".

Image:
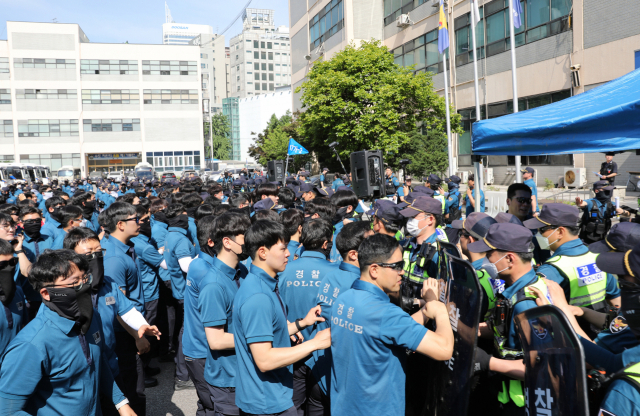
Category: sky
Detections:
[{"x1": 0, "y1": 0, "x2": 290, "y2": 46}]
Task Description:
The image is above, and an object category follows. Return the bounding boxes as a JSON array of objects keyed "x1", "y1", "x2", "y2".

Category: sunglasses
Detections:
[
  {"x1": 83, "y1": 249, "x2": 106, "y2": 261},
  {"x1": 0, "y1": 257, "x2": 18, "y2": 269},
  {"x1": 515, "y1": 197, "x2": 532, "y2": 204},
  {"x1": 120, "y1": 216, "x2": 140, "y2": 224},
  {"x1": 370, "y1": 260, "x2": 405, "y2": 272}
]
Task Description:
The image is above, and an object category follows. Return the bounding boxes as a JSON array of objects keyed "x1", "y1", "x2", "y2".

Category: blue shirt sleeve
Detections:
[
  {"x1": 580, "y1": 336, "x2": 624, "y2": 372},
  {"x1": 174, "y1": 237, "x2": 193, "y2": 260},
  {"x1": 535, "y1": 263, "x2": 565, "y2": 286},
  {"x1": 200, "y1": 282, "x2": 229, "y2": 327},
  {"x1": 140, "y1": 244, "x2": 164, "y2": 267},
  {"x1": 98, "y1": 342, "x2": 126, "y2": 406},
  {"x1": 509, "y1": 299, "x2": 538, "y2": 349},
  {"x1": 51, "y1": 233, "x2": 65, "y2": 250},
  {"x1": 605, "y1": 273, "x2": 621, "y2": 299},
  {"x1": 239, "y1": 293, "x2": 276, "y2": 344},
  {"x1": 113, "y1": 283, "x2": 135, "y2": 316},
  {"x1": 379, "y1": 306, "x2": 428, "y2": 352},
  {"x1": 104, "y1": 257, "x2": 129, "y2": 293},
  {"x1": 0, "y1": 341, "x2": 44, "y2": 407},
  {"x1": 600, "y1": 381, "x2": 640, "y2": 416}
]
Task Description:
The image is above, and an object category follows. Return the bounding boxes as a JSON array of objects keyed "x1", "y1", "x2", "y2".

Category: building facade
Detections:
[
  {"x1": 289, "y1": 0, "x2": 640, "y2": 187},
  {"x1": 222, "y1": 97, "x2": 240, "y2": 160},
  {"x1": 228, "y1": 9, "x2": 293, "y2": 99},
  {"x1": 0, "y1": 21, "x2": 205, "y2": 175},
  {"x1": 162, "y1": 22, "x2": 214, "y2": 45}
]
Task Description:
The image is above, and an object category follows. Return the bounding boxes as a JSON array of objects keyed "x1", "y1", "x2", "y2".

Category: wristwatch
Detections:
[
  {"x1": 14, "y1": 250, "x2": 24, "y2": 254},
  {"x1": 295, "y1": 318, "x2": 304, "y2": 331}
]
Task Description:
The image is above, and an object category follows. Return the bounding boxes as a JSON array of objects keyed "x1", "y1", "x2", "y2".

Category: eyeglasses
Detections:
[
  {"x1": 515, "y1": 197, "x2": 532, "y2": 204},
  {"x1": 370, "y1": 260, "x2": 405, "y2": 272},
  {"x1": 48, "y1": 273, "x2": 93, "y2": 292},
  {"x1": 120, "y1": 216, "x2": 140, "y2": 224},
  {"x1": 0, "y1": 258, "x2": 18, "y2": 269},
  {"x1": 0, "y1": 223, "x2": 16, "y2": 231},
  {"x1": 83, "y1": 249, "x2": 106, "y2": 261}
]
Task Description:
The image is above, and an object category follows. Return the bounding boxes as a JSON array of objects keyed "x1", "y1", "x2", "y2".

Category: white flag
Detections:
[{"x1": 470, "y1": 0, "x2": 481, "y2": 27}]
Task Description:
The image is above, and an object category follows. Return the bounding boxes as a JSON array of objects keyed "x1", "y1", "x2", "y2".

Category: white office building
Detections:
[
  {"x1": 0, "y1": 21, "x2": 205, "y2": 175},
  {"x1": 162, "y1": 22, "x2": 214, "y2": 46},
  {"x1": 229, "y1": 9, "x2": 293, "y2": 99}
]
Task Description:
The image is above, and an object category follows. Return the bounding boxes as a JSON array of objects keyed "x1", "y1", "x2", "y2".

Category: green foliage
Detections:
[
  {"x1": 204, "y1": 113, "x2": 232, "y2": 160},
  {"x1": 295, "y1": 39, "x2": 461, "y2": 169},
  {"x1": 386, "y1": 128, "x2": 451, "y2": 178},
  {"x1": 544, "y1": 178, "x2": 555, "y2": 191}
]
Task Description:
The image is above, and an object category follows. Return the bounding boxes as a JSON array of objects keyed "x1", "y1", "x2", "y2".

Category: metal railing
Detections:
[{"x1": 551, "y1": 187, "x2": 591, "y2": 204}]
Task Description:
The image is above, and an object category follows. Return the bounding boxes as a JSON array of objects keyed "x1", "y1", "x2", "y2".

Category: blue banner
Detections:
[{"x1": 287, "y1": 138, "x2": 309, "y2": 155}]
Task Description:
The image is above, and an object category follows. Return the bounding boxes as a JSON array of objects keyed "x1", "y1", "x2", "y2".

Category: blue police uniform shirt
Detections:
[
  {"x1": 232, "y1": 264, "x2": 294, "y2": 414},
  {"x1": 309, "y1": 261, "x2": 360, "y2": 394},
  {"x1": 499, "y1": 269, "x2": 540, "y2": 350},
  {"x1": 287, "y1": 240, "x2": 301, "y2": 260},
  {"x1": 332, "y1": 178, "x2": 345, "y2": 192},
  {"x1": 90, "y1": 211, "x2": 100, "y2": 233},
  {"x1": 319, "y1": 174, "x2": 325, "y2": 184},
  {"x1": 41, "y1": 217, "x2": 64, "y2": 240},
  {"x1": 201, "y1": 257, "x2": 248, "y2": 388},
  {"x1": 37, "y1": 199, "x2": 47, "y2": 213},
  {"x1": 51, "y1": 229, "x2": 67, "y2": 250},
  {"x1": 103, "y1": 235, "x2": 145, "y2": 319},
  {"x1": 0, "y1": 286, "x2": 28, "y2": 356},
  {"x1": 596, "y1": 323, "x2": 639, "y2": 354},
  {"x1": 0, "y1": 305, "x2": 125, "y2": 416},
  {"x1": 445, "y1": 189, "x2": 460, "y2": 213},
  {"x1": 536, "y1": 239, "x2": 620, "y2": 300},
  {"x1": 585, "y1": 198, "x2": 609, "y2": 215},
  {"x1": 93, "y1": 279, "x2": 135, "y2": 376},
  {"x1": 165, "y1": 227, "x2": 196, "y2": 300},
  {"x1": 330, "y1": 279, "x2": 428, "y2": 416},
  {"x1": 523, "y1": 178, "x2": 539, "y2": 213},
  {"x1": 20, "y1": 232, "x2": 54, "y2": 302},
  {"x1": 187, "y1": 217, "x2": 200, "y2": 255},
  {"x1": 278, "y1": 251, "x2": 340, "y2": 340},
  {"x1": 600, "y1": 376, "x2": 640, "y2": 416},
  {"x1": 131, "y1": 234, "x2": 162, "y2": 303},
  {"x1": 182, "y1": 252, "x2": 216, "y2": 359},
  {"x1": 151, "y1": 221, "x2": 171, "y2": 283},
  {"x1": 465, "y1": 189, "x2": 485, "y2": 214},
  {"x1": 6, "y1": 196, "x2": 15, "y2": 204}
]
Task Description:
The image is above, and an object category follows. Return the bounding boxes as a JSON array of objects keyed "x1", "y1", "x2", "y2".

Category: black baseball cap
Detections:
[
  {"x1": 367, "y1": 200, "x2": 404, "y2": 225},
  {"x1": 451, "y1": 212, "x2": 497, "y2": 240},
  {"x1": 399, "y1": 196, "x2": 442, "y2": 217},
  {"x1": 596, "y1": 245, "x2": 640, "y2": 277},
  {"x1": 589, "y1": 222, "x2": 640, "y2": 254},
  {"x1": 605, "y1": 152, "x2": 615, "y2": 156},
  {"x1": 468, "y1": 223, "x2": 535, "y2": 253},
  {"x1": 523, "y1": 203, "x2": 580, "y2": 229},
  {"x1": 593, "y1": 180, "x2": 614, "y2": 191},
  {"x1": 521, "y1": 167, "x2": 535, "y2": 175}
]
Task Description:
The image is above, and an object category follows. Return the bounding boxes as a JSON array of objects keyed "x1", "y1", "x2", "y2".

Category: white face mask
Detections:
[
  {"x1": 490, "y1": 253, "x2": 510, "y2": 275},
  {"x1": 406, "y1": 217, "x2": 428, "y2": 237},
  {"x1": 535, "y1": 229, "x2": 559, "y2": 251},
  {"x1": 79, "y1": 219, "x2": 88, "y2": 228}
]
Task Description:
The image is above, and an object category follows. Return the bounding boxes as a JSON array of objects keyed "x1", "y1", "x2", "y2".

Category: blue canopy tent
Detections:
[{"x1": 472, "y1": 68, "x2": 640, "y2": 155}]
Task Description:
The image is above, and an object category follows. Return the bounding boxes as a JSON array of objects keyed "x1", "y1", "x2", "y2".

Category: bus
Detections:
[
  {"x1": 36, "y1": 165, "x2": 51, "y2": 184},
  {"x1": 3, "y1": 164, "x2": 32, "y2": 184},
  {"x1": 55, "y1": 165, "x2": 81, "y2": 181},
  {"x1": 134, "y1": 162, "x2": 155, "y2": 181}
]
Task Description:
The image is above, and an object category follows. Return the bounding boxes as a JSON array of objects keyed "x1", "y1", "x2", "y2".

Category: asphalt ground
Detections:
[{"x1": 145, "y1": 358, "x2": 199, "y2": 416}]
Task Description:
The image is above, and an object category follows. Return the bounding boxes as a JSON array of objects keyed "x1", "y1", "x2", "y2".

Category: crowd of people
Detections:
[{"x1": 0, "y1": 162, "x2": 637, "y2": 416}]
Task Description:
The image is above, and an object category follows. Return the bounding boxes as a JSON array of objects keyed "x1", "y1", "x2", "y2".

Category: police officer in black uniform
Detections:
[{"x1": 599, "y1": 152, "x2": 618, "y2": 185}]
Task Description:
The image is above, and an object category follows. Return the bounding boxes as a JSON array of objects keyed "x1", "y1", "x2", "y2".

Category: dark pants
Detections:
[
  {"x1": 115, "y1": 331, "x2": 146, "y2": 416},
  {"x1": 175, "y1": 299, "x2": 189, "y2": 381},
  {"x1": 210, "y1": 385, "x2": 239, "y2": 416},
  {"x1": 292, "y1": 361, "x2": 310, "y2": 416},
  {"x1": 158, "y1": 280, "x2": 177, "y2": 355},
  {"x1": 142, "y1": 299, "x2": 159, "y2": 368},
  {"x1": 240, "y1": 407, "x2": 297, "y2": 416},
  {"x1": 306, "y1": 372, "x2": 330, "y2": 416},
  {"x1": 186, "y1": 357, "x2": 215, "y2": 416}
]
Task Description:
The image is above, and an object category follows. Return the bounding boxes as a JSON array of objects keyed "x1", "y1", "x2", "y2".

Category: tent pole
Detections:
[{"x1": 508, "y1": 0, "x2": 522, "y2": 183}]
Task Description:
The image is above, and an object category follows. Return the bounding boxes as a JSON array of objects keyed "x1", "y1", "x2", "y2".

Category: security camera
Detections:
[
  {"x1": 305, "y1": 54, "x2": 311, "y2": 61},
  {"x1": 571, "y1": 64, "x2": 581, "y2": 71},
  {"x1": 328, "y1": 141, "x2": 339, "y2": 148}
]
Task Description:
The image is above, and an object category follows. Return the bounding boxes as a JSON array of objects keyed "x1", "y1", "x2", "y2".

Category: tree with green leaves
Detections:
[
  {"x1": 295, "y1": 39, "x2": 461, "y2": 171},
  {"x1": 386, "y1": 128, "x2": 450, "y2": 178},
  {"x1": 204, "y1": 113, "x2": 232, "y2": 160}
]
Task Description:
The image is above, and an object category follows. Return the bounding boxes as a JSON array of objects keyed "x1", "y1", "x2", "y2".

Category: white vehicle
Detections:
[
  {"x1": 107, "y1": 171, "x2": 123, "y2": 183},
  {"x1": 22, "y1": 163, "x2": 41, "y2": 183},
  {"x1": 134, "y1": 162, "x2": 155, "y2": 181},
  {"x1": 56, "y1": 165, "x2": 81, "y2": 181},
  {"x1": 36, "y1": 165, "x2": 51, "y2": 184},
  {"x1": 4, "y1": 164, "x2": 32, "y2": 184},
  {"x1": 180, "y1": 169, "x2": 199, "y2": 179}
]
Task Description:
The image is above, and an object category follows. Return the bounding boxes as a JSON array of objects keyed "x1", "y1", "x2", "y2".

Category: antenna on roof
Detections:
[{"x1": 165, "y1": 2, "x2": 175, "y2": 24}]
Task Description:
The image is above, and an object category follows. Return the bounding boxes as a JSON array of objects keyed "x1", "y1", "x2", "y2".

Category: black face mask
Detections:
[
  {"x1": 139, "y1": 220, "x2": 152, "y2": 239},
  {"x1": 50, "y1": 207, "x2": 62, "y2": 222},
  {"x1": 230, "y1": 240, "x2": 250, "y2": 262},
  {"x1": 154, "y1": 211, "x2": 168, "y2": 225},
  {"x1": 620, "y1": 280, "x2": 640, "y2": 340},
  {"x1": 240, "y1": 206, "x2": 252, "y2": 217},
  {"x1": 44, "y1": 282, "x2": 94, "y2": 334},
  {"x1": 82, "y1": 201, "x2": 95, "y2": 219},
  {"x1": 595, "y1": 191, "x2": 611, "y2": 201},
  {"x1": 23, "y1": 220, "x2": 42, "y2": 239},
  {"x1": 168, "y1": 214, "x2": 189, "y2": 230},
  {"x1": 186, "y1": 207, "x2": 198, "y2": 219},
  {"x1": 317, "y1": 241, "x2": 333, "y2": 260},
  {"x1": 0, "y1": 263, "x2": 16, "y2": 306},
  {"x1": 201, "y1": 244, "x2": 217, "y2": 258},
  {"x1": 89, "y1": 256, "x2": 105, "y2": 294},
  {"x1": 332, "y1": 206, "x2": 351, "y2": 224}
]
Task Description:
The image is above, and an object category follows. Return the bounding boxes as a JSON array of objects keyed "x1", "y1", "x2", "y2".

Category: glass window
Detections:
[
  {"x1": 81, "y1": 59, "x2": 138, "y2": 75},
  {"x1": 486, "y1": 11, "x2": 505, "y2": 44},
  {"x1": 310, "y1": 0, "x2": 344, "y2": 48},
  {"x1": 528, "y1": 0, "x2": 550, "y2": 27},
  {"x1": 17, "y1": 119, "x2": 79, "y2": 137}
]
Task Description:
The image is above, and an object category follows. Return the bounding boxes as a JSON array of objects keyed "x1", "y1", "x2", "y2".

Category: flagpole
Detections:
[
  {"x1": 470, "y1": 0, "x2": 482, "y2": 210},
  {"x1": 443, "y1": 43, "x2": 453, "y2": 177},
  {"x1": 508, "y1": 0, "x2": 522, "y2": 182}
]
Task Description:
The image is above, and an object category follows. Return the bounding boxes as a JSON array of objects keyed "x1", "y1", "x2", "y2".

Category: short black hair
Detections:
[
  {"x1": 213, "y1": 204, "x2": 231, "y2": 217},
  {"x1": 116, "y1": 194, "x2": 137, "y2": 205},
  {"x1": 374, "y1": 215, "x2": 403, "y2": 233},
  {"x1": 63, "y1": 227, "x2": 100, "y2": 250},
  {"x1": 280, "y1": 209, "x2": 305, "y2": 237},
  {"x1": 45, "y1": 196, "x2": 66, "y2": 211},
  {"x1": 0, "y1": 239, "x2": 13, "y2": 256},
  {"x1": 0, "y1": 204, "x2": 18, "y2": 217},
  {"x1": 204, "y1": 196, "x2": 223, "y2": 208},
  {"x1": 330, "y1": 190, "x2": 358, "y2": 209},
  {"x1": 134, "y1": 204, "x2": 148, "y2": 218},
  {"x1": 468, "y1": 174, "x2": 475, "y2": 182},
  {"x1": 19, "y1": 206, "x2": 42, "y2": 219},
  {"x1": 494, "y1": 250, "x2": 534, "y2": 263},
  {"x1": 183, "y1": 193, "x2": 203, "y2": 209},
  {"x1": 278, "y1": 187, "x2": 296, "y2": 208},
  {"x1": 336, "y1": 221, "x2": 371, "y2": 258},
  {"x1": 166, "y1": 203, "x2": 186, "y2": 219},
  {"x1": 301, "y1": 219, "x2": 333, "y2": 250},
  {"x1": 59, "y1": 205, "x2": 83, "y2": 228},
  {"x1": 256, "y1": 183, "x2": 279, "y2": 199},
  {"x1": 229, "y1": 193, "x2": 249, "y2": 209},
  {"x1": 70, "y1": 192, "x2": 91, "y2": 207},
  {"x1": 172, "y1": 192, "x2": 186, "y2": 204},
  {"x1": 28, "y1": 249, "x2": 89, "y2": 291},
  {"x1": 304, "y1": 198, "x2": 335, "y2": 222},
  {"x1": 0, "y1": 213, "x2": 13, "y2": 229},
  {"x1": 252, "y1": 209, "x2": 280, "y2": 224},
  {"x1": 195, "y1": 204, "x2": 215, "y2": 221},
  {"x1": 197, "y1": 215, "x2": 216, "y2": 248},
  {"x1": 103, "y1": 202, "x2": 136, "y2": 233},
  {"x1": 358, "y1": 233, "x2": 401, "y2": 268},
  {"x1": 245, "y1": 220, "x2": 290, "y2": 260},
  {"x1": 150, "y1": 198, "x2": 168, "y2": 214},
  {"x1": 507, "y1": 183, "x2": 532, "y2": 199},
  {"x1": 210, "y1": 212, "x2": 252, "y2": 255},
  {"x1": 137, "y1": 197, "x2": 151, "y2": 211}
]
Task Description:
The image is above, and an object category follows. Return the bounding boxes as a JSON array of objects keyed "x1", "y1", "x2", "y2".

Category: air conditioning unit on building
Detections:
[
  {"x1": 456, "y1": 171, "x2": 469, "y2": 184},
  {"x1": 483, "y1": 168, "x2": 494, "y2": 185},
  {"x1": 396, "y1": 14, "x2": 412, "y2": 28},
  {"x1": 563, "y1": 168, "x2": 587, "y2": 188}
]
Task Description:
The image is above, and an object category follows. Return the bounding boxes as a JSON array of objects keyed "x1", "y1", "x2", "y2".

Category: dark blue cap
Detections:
[
  {"x1": 232, "y1": 179, "x2": 244, "y2": 186},
  {"x1": 316, "y1": 186, "x2": 334, "y2": 197},
  {"x1": 399, "y1": 196, "x2": 442, "y2": 217},
  {"x1": 337, "y1": 186, "x2": 351, "y2": 192},
  {"x1": 322, "y1": 167, "x2": 328, "y2": 172},
  {"x1": 413, "y1": 186, "x2": 435, "y2": 197},
  {"x1": 367, "y1": 200, "x2": 404, "y2": 225},
  {"x1": 445, "y1": 175, "x2": 461, "y2": 184},
  {"x1": 521, "y1": 167, "x2": 535, "y2": 175},
  {"x1": 405, "y1": 191, "x2": 431, "y2": 204},
  {"x1": 523, "y1": 203, "x2": 580, "y2": 229},
  {"x1": 494, "y1": 212, "x2": 523, "y2": 225},
  {"x1": 595, "y1": 245, "x2": 640, "y2": 277},
  {"x1": 468, "y1": 223, "x2": 535, "y2": 253},
  {"x1": 254, "y1": 198, "x2": 276, "y2": 211},
  {"x1": 590, "y1": 222, "x2": 640, "y2": 254},
  {"x1": 298, "y1": 182, "x2": 313, "y2": 194},
  {"x1": 593, "y1": 180, "x2": 614, "y2": 191},
  {"x1": 451, "y1": 212, "x2": 497, "y2": 240},
  {"x1": 427, "y1": 174, "x2": 442, "y2": 185}
]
